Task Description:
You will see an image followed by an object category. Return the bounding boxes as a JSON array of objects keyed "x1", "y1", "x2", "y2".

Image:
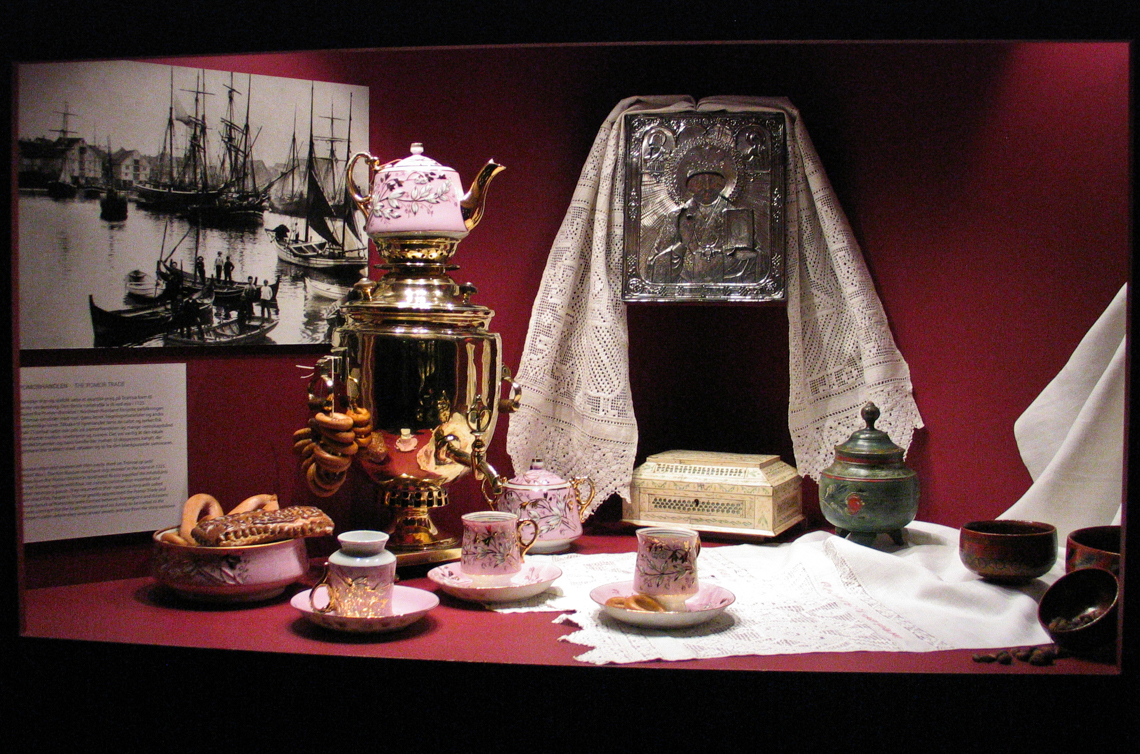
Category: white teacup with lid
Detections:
[{"x1": 310, "y1": 530, "x2": 397, "y2": 618}]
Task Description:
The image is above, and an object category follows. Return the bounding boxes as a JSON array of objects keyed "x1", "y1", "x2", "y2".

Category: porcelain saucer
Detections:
[
  {"x1": 428, "y1": 562, "x2": 562, "y2": 603},
  {"x1": 292, "y1": 585, "x2": 438, "y2": 634},
  {"x1": 589, "y1": 581, "x2": 736, "y2": 629}
]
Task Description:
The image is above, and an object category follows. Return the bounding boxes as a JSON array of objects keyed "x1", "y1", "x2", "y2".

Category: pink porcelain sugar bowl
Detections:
[{"x1": 490, "y1": 460, "x2": 596, "y2": 553}]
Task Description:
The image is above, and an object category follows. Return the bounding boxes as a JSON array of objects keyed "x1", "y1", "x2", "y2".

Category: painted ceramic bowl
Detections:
[
  {"x1": 958, "y1": 520, "x2": 1057, "y2": 583},
  {"x1": 151, "y1": 528, "x2": 310, "y2": 602},
  {"x1": 1065, "y1": 525, "x2": 1121, "y2": 574},
  {"x1": 1038, "y1": 567, "x2": 1119, "y2": 654}
]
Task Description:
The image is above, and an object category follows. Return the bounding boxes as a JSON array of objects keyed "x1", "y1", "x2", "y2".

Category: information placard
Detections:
[{"x1": 20, "y1": 363, "x2": 188, "y2": 542}]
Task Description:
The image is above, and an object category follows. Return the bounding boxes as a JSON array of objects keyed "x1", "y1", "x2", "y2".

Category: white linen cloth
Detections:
[
  {"x1": 1001, "y1": 283, "x2": 1127, "y2": 542},
  {"x1": 507, "y1": 95, "x2": 923, "y2": 513},
  {"x1": 491, "y1": 521, "x2": 1059, "y2": 665}
]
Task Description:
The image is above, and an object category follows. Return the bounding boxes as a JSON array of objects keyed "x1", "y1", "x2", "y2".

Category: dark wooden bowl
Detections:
[
  {"x1": 1038, "y1": 567, "x2": 1119, "y2": 654},
  {"x1": 1065, "y1": 525, "x2": 1121, "y2": 574},
  {"x1": 958, "y1": 520, "x2": 1057, "y2": 583}
]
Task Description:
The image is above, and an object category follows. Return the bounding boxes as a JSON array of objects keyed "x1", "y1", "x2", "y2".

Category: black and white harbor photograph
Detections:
[{"x1": 16, "y1": 59, "x2": 369, "y2": 350}]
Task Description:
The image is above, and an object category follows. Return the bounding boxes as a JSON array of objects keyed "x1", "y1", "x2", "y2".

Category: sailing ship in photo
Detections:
[
  {"x1": 266, "y1": 85, "x2": 368, "y2": 271},
  {"x1": 16, "y1": 59, "x2": 369, "y2": 350},
  {"x1": 134, "y1": 69, "x2": 276, "y2": 227},
  {"x1": 99, "y1": 138, "x2": 129, "y2": 222}
]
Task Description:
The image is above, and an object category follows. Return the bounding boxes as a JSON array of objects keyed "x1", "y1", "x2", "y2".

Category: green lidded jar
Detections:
[{"x1": 819, "y1": 402, "x2": 919, "y2": 547}]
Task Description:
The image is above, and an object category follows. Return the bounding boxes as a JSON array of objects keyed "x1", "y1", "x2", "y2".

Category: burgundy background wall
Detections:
[{"x1": 18, "y1": 42, "x2": 1130, "y2": 586}]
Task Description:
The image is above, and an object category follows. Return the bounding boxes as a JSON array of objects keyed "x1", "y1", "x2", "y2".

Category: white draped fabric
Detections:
[
  {"x1": 507, "y1": 96, "x2": 923, "y2": 514},
  {"x1": 1001, "y1": 283, "x2": 1128, "y2": 542}
]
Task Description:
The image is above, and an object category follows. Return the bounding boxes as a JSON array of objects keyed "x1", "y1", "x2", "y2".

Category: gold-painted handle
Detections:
[
  {"x1": 309, "y1": 565, "x2": 337, "y2": 614},
  {"x1": 517, "y1": 518, "x2": 540, "y2": 559},
  {"x1": 347, "y1": 152, "x2": 380, "y2": 214},
  {"x1": 571, "y1": 477, "x2": 596, "y2": 523}
]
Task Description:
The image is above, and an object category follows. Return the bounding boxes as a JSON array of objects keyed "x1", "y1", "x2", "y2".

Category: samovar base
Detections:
[{"x1": 383, "y1": 493, "x2": 462, "y2": 566}]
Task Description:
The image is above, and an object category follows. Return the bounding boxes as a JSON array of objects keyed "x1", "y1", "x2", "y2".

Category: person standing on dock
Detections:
[{"x1": 258, "y1": 280, "x2": 274, "y2": 319}]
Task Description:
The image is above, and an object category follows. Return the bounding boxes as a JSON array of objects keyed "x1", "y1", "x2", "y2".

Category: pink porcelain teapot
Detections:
[
  {"x1": 348, "y1": 143, "x2": 504, "y2": 240},
  {"x1": 490, "y1": 460, "x2": 596, "y2": 553}
]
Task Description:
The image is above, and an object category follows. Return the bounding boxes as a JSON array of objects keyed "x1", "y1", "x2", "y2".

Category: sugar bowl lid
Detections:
[
  {"x1": 834, "y1": 403, "x2": 905, "y2": 464},
  {"x1": 505, "y1": 459, "x2": 570, "y2": 490}
]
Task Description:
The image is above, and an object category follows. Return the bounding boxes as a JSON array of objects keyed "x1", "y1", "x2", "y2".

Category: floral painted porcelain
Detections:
[
  {"x1": 310, "y1": 530, "x2": 397, "y2": 618},
  {"x1": 590, "y1": 581, "x2": 735, "y2": 629},
  {"x1": 348, "y1": 143, "x2": 504, "y2": 240},
  {"x1": 294, "y1": 585, "x2": 438, "y2": 634},
  {"x1": 633, "y1": 526, "x2": 701, "y2": 610},
  {"x1": 151, "y1": 528, "x2": 309, "y2": 602},
  {"x1": 459, "y1": 511, "x2": 539, "y2": 582},
  {"x1": 428, "y1": 562, "x2": 562, "y2": 604},
  {"x1": 494, "y1": 460, "x2": 596, "y2": 553}
]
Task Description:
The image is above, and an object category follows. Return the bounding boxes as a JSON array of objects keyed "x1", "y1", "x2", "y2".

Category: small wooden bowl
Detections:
[
  {"x1": 958, "y1": 520, "x2": 1057, "y2": 583},
  {"x1": 1065, "y1": 525, "x2": 1121, "y2": 575},
  {"x1": 1038, "y1": 567, "x2": 1119, "y2": 654}
]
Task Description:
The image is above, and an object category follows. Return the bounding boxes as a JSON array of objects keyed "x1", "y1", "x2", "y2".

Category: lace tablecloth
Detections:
[{"x1": 487, "y1": 521, "x2": 1060, "y2": 665}]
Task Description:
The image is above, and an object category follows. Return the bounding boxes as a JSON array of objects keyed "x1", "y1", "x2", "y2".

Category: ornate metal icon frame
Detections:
[{"x1": 621, "y1": 111, "x2": 787, "y2": 303}]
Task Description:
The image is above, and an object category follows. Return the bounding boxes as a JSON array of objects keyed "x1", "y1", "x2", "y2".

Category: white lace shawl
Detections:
[{"x1": 506, "y1": 95, "x2": 923, "y2": 515}]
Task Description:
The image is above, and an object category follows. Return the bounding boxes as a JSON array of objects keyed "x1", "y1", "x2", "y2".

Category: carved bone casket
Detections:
[{"x1": 627, "y1": 450, "x2": 802, "y2": 537}]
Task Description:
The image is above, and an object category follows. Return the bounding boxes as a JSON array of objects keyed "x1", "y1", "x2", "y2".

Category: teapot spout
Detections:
[{"x1": 461, "y1": 160, "x2": 505, "y2": 231}]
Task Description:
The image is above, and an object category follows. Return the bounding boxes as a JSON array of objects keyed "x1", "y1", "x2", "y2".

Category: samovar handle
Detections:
[{"x1": 499, "y1": 364, "x2": 522, "y2": 414}]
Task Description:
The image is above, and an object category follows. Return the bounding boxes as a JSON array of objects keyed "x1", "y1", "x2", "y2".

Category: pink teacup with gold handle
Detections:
[{"x1": 459, "y1": 511, "x2": 539, "y2": 584}]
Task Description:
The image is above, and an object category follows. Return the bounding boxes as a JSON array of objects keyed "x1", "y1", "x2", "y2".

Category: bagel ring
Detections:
[
  {"x1": 625, "y1": 594, "x2": 667, "y2": 612},
  {"x1": 312, "y1": 443, "x2": 353, "y2": 472},
  {"x1": 229, "y1": 493, "x2": 280, "y2": 515},
  {"x1": 306, "y1": 463, "x2": 344, "y2": 497},
  {"x1": 179, "y1": 493, "x2": 224, "y2": 544},
  {"x1": 313, "y1": 411, "x2": 354, "y2": 432},
  {"x1": 319, "y1": 428, "x2": 357, "y2": 446},
  {"x1": 160, "y1": 530, "x2": 190, "y2": 546},
  {"x1": 319, "y1": 437, "x2": 358, "y2": 456},
  {"x1": 347, "y1": 406, "x2": 372, "y2": 426}
]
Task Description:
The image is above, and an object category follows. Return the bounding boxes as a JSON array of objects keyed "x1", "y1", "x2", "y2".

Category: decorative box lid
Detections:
[{"x1": 633, "y1": 450, "x2": 798, "y2": 489}]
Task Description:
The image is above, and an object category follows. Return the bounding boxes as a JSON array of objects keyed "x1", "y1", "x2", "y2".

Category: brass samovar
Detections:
[{"x1": 296, "y1": 144, "x2": 517, "y2": 566}]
